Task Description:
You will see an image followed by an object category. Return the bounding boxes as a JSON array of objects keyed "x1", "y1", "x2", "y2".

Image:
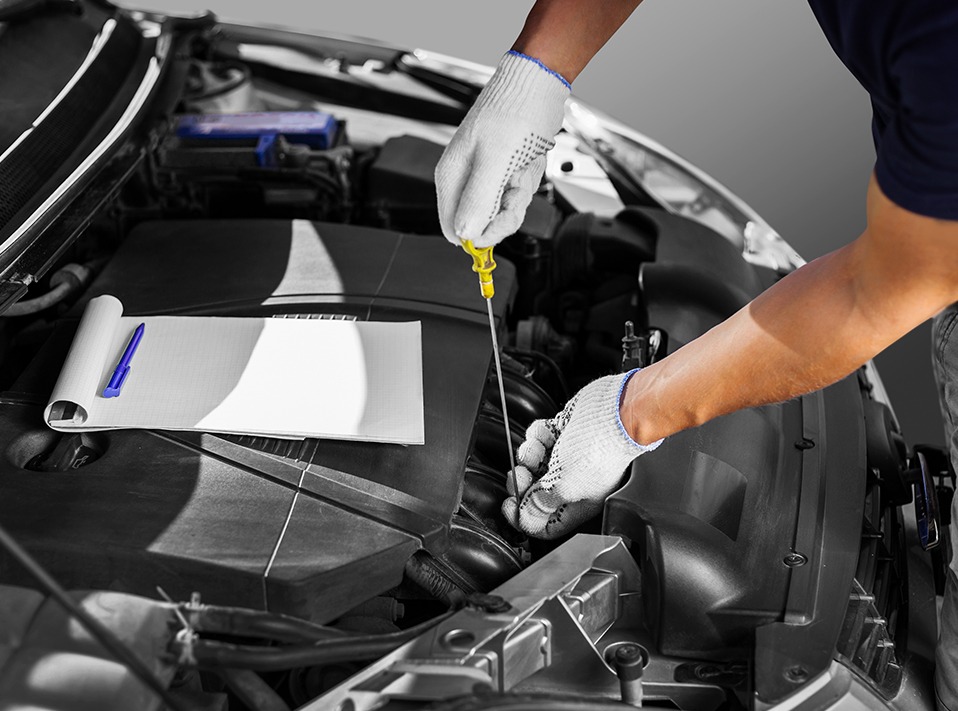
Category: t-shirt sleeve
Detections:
[{"x1": 873, "y1": 15, "x2": 958, "y2": 220}]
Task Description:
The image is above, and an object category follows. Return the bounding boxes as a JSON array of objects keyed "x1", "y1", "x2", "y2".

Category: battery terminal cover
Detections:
[
  {"x1": 175, "y1": 111, "x2": 340, "y2": 149},
  {"x1": 166, "y1": 111, "x2": 343, "y2": 170}
]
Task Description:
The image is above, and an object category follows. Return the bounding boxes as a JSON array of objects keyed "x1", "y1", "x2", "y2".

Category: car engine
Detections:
[{"x1": 0, "y1": 5, "x2": 947, "y2": 711}]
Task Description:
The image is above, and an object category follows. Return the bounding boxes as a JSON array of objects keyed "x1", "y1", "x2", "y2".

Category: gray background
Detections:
[{"x1": 133, "y1": 0, "x2": 943, "y2": 446}]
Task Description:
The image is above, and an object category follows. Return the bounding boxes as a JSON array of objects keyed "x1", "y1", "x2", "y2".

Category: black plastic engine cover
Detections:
[
  {"x1": 603, "y1": 210, "x2": 866, "y2": 697},
  {"x1": 605, "y1": 374, "x2": 865, "y2": 683},
  {"x1": 605, "y1": 401, "x2": 804, "y2": 658},
  {"x1": 0, "y1": 219, "x2": 514, "y2": 622}
]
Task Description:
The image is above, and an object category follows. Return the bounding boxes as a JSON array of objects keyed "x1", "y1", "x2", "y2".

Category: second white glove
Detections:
[
  {"x1": 502, "y1": 370, "x2": 664, "y2": 539},
  {"x1": 435, "y1": 51, "x2": 570, "y2": 248}
]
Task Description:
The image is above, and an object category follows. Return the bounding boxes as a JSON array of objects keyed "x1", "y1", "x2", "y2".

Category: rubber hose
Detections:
[
  {"x1": 5, "y1": 281, "x2": 70, "y2": 317},
  {"x1": 219, "y1": 668, "x2": 291, "y2": 711},
  {"x1": 503, "y1": 347, "x2": 570, "y2": 403},
  {"x1": 194, "y1": 637, "x2": 403, "y2": 671},
  {"x1": 405, "y1": 553, "x2": 467, "y2": 608},
  {"x1": 5, "y1": 263, "x2": 92, "y2": 317},
  {"x1": 189, "y1": 61, "x2": 251, "y2": 100},
  {"x1": 192, "y1": 613, "x2": 453, "y2": 672},
  {"x1": 193, "y1": 606, "x2": 349, "y2": 643}
]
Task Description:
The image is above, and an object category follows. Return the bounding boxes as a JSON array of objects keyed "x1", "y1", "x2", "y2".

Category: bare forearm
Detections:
[
  {"x1": 622, "y1": 177, "x2": 958, "y2": 444},
  {"x1": 623, "y1": 243, "x2": 897, "y2": 443},
  {"x1": 512, "y1": 0, "x2": 643, "y2": 82}
]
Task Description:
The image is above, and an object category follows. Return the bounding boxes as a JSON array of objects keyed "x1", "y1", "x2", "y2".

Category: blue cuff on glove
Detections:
[
  {"x1": 506, "y1": 49, "x2": 572, "y2": 91},
  {"x1": 614, "y1": 368, "x2": 663, "y2": 451}
]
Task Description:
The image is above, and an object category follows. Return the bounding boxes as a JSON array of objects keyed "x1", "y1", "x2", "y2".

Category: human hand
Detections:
[
  {"x1": 501, "y1": 370, "x2": 663, "y2": 539},
  {"x1": 435, "y1": 51, "x2": 570, "y2": 248}
]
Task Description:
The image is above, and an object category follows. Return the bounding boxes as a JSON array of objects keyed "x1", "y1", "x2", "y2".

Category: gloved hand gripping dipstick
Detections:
[{"x1": 461, "y1": 240, "x2": 518, "y2": 496}]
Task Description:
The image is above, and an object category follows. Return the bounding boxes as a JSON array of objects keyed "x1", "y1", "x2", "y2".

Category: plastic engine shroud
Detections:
[{"x1": 0, "y1": 219, "x2": 514, "y2": 623}]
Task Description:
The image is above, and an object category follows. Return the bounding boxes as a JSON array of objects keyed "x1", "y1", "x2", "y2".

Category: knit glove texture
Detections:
[
  {"x1": 435, "y1": 51, "x2": 570, "y2": 248},
  {"x1": 502, "y1": 370, "x2": 663, "y2": 539}
]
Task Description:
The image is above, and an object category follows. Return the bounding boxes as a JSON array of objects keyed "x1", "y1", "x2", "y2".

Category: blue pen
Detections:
[{"x1": 102, "y1": 323, "x2": 145, "y2": 398}]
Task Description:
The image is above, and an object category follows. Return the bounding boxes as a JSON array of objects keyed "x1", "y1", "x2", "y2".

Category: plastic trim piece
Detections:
[{"x1": 753, "y1": 377, "x2": 867, "y2": 705}]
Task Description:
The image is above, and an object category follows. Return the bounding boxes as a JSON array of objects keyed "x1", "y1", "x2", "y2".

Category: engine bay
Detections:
[{"x1": 0, "y1": 7, "x2": 939, "y2": 711}]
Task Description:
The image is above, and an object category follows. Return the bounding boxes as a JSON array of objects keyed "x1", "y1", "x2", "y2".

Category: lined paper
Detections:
[{"x1": 45, "y1": 295, "x2": 424, "y2": 444}]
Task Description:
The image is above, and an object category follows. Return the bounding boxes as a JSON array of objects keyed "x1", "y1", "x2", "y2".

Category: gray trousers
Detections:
[{"x1": 932, "y1": 304, "x2": 958, "y2": 711}]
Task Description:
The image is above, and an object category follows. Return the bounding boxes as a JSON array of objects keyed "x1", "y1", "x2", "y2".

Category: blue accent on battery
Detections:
[
  {"x1": 176, "y1": 111, "x2": 338, "y2": 150},
  {"x1": 255, "y1": 134, "x2": 277, "y2": 168}
]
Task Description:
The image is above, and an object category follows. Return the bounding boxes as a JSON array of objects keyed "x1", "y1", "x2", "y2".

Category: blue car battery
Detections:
[
  {"x1": 169, "y1": 111, "x2": 342, "y2": 168},
  {"x1": 176, "y1": 111, "x2": 339, "y2": 148}
]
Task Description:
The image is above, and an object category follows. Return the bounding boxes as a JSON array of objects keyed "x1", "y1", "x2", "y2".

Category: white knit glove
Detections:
[
  {"x1": 501, "y1": 370, "x2": 664, "y2": 539},
  {"x1": 435, "y1": 51, "x2": 570, "y2": 248}
]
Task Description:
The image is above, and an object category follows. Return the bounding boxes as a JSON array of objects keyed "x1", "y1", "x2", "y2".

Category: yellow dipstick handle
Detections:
[{"x1": 461, "y1": 240, "x2": 496, "y2": 299}]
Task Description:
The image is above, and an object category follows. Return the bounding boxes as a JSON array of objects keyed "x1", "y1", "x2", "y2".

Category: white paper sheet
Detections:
[{"x1": 44, "y1": 295, "x2": 425, "y2": 444}]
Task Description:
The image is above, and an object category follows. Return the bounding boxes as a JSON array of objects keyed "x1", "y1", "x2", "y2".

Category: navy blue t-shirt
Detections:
[{"x1": 807, "y1": 0, "x2": 958, "y2": 220}]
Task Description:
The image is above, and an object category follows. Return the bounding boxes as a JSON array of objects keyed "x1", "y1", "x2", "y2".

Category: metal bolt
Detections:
[
  {"x1": 783, "y1": 552, "x2": 807, "y2": 567},
  {"x1": 795, "y1": 438, "x2": 815, "y2": 450},
  {"x1": 785, "y1": 665, "x2": 808, "y2": 683}
]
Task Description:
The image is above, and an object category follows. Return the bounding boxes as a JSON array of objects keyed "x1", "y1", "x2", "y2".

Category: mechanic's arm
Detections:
[
  {"x1": 621, "y1": 175, "x2": 958, "y2": 444},
  {"x1": 435, "y1": 1, "x2": 642, "y2": 248},
  {"x1": 511, "y1": 0, "x2": 643, "y2": 82},
  {"x1": 505, "y1": 176, "x2": 958, "y2": 538}
]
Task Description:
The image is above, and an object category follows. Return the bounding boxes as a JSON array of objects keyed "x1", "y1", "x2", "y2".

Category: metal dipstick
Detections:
[
  {"x1": 487, "y1": 297, "x2": 518, "y2": 493},
  {"x1": 461, "y1": 240, "x2": 518, "y2": 499}
]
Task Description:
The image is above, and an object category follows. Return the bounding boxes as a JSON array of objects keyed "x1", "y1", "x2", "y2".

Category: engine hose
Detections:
[
  {"x1": 4, "y1": 263, "x2": 92, "y2": 317},
  {"x1": 425, "y1": 693, "x2": 636, "y2": 711},
  {"x1": 187, "y1": 61, "x2": 251, "y2": 101},
  {"x1": 404, "y1": 552, "x2": 467, "y2": 608},
  {"x1": 190, "y1": 613, "x2": 453, "y2": 672},
  {"x1": 474, "y1": 411, "x2": 525, "y2": 474},
  {"x1": 190, "y1": 605, "x2": 349, "y2": 643},
  {"x1": 504, "y1": 370, "x2": 558, "y2": 422},
  {"x1": 503, "y1": 347, "x2": 570, "y2": 403},
  {"x1": 219, "y1": 668, "x2": 291, "y2": 711},
  {"x1": 193, "y1": 637, "x2": 404, "y2": 672},
  {"x1": 552, "y1": 210, "x2": 657, "y2": 290}
]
